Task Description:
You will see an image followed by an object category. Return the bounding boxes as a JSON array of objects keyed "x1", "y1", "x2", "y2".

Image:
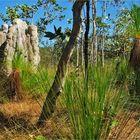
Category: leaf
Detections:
[
  {"x1": 54, "y1": 25, "x2": 57, "y2": 32},
  {"x1": 35, "y1": 135, "x2": 46, "y2": 140},
  {"x1": 111, "y1": 120, "x2": 118, "y2": 128},
  {"x1": 60, "y1": 34, "x2": 66, "y2": 40},
  {"x1": 66, "y1": 31, "x2": 71, "y2": 37},
  {"x1": 45, "y1": 32, "x2": 56, "y2": 40},
  {"x1": 56, "y1": 27, "x2": 62, "y2": 34}
]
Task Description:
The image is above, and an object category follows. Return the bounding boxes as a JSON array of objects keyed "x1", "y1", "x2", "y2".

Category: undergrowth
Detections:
[
  {"x1": 0, "y1": 54, "x2": 139, "y2": 140},
  {"x1": 63, "y1": 60, "x2": 129, "y2": 139}
]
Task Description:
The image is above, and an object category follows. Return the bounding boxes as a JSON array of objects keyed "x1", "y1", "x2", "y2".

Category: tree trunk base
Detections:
[{"x1": 36, "y1": 96, "x2": 57, "y2": 127}]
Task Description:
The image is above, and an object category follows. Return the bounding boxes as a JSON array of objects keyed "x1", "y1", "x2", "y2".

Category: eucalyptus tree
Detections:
[
  {"x1": 114, "y1": 7, "x2": 135, "y2": 58},
  {"x1": 84, "y1": 0, "x2": 90, "y2": 87},
  {"x1": 16, "y1": 4, "x2": 38, "y2": 24},
  {"x1": 91, "y1": 0, "x2": 97, "y2": 65},
  {"x1": 44, "y1": 25, "x2": 71, "y2": 65},
  {"x1": 37, "y1": 0, "x2": 86, "y2": 126},
  {"x1": 101, "y1": 0, "x2": 107, "y2": 67},
  {"x1": 81, "y1": 18, "x2": 84, "y2": 66},
  {"x1": 36, "y1": 0, "x2": 66, "y2": 33},
  {"x1": 0, "y1": 0, "x2": 66, "y2": 30},
  {"x1": 68, "y1": 0, "x2": 82, "y2": 69},
  {"x1": 0, "y1": 6, "x2": 20, "y2": 23},
  {"x1": 113, "y1": 4, "x2": 140, "y2": 96},
  {"x1": 0, "y1": 4, "x2": 39, "y2": 25}
]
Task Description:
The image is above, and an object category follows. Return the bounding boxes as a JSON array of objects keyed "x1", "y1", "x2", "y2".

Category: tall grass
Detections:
[
  {"x1": 12, "y1": 54, "x2": 55, "y2": 98},
  {"x1": 12, "y1": 53, "x2": 133, "y2": 139},
  {"x1": 130, "y1": 4, "x2": 140, "y2": 36},
  {"x1": 63, "y1": 62, "x2": 128, "y2": 140}
]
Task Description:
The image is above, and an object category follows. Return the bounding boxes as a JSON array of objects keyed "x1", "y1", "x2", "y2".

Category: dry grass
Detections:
[
  {"x1": 0, "y1": 99, "x2": 41, "y2": 123},
  {"x1": 0, "y1": 98, "x2": 139, "y2": 140},
  {"x1": 0, "y1": 98, "x2": 72, "y2": 140},
  {"x1": 109, "y1": 103, "x2": 140, "y2": 140}
]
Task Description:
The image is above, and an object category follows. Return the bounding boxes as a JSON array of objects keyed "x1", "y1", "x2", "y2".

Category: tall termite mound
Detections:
[
  {"x1": 130, "y1": 39, "x2": 140, "y2": 69},
  {"x1": 130, "y1": 38, "x2": 140, "y2": 96},
  {"x1": 0, "y1": 19, "x2": 40, "y2": 100}
]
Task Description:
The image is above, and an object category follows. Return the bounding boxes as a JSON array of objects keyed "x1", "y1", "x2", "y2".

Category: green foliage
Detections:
[
  {"x1": 45, "y1": 31, "x2": 57, "y2": 40},
  {"x1": 36, "y1": 0, "x2": 66, "y2": 34},
  {"x1": 21, "y1": 66, "x2": 54, "y2": 98},
  {"x1": 111, "y1": 120, "x2": 119, "y2": 128},
  {"x1": 115, "y1": 57, "x2": 136, "y2": 98},
  {"x1": 113, "y1": 7, "x2": 133, "y2": 55},
  {"x1": 16, "y1": 4, "x2": 38, "y2": 21},
  {"x1": 12, "y1": 53, "x2": 54, "y2": 98},
  {"x1": 116, "y1": 58, "x2": 129, "y2": 84},
  {"x1": 45, "y1": 26, "x2": 63, "y2": 40},
  {"x1": 35, "y1": 135, "x2": 46, "y2": 140},
  {"x1": 55, "y1": 26, "x2": 62, "y2": 34},
  {"x1": 115, "y1": 4, "x2": 140, "y2": 38},
  {"x1": 0, "y1": 4, "x2": 38, "y2": 23},
  {"x1": 45, "y1": 25, "x2": 70, "y2": 41},
  {"x1": 63, "y1": 63, "x2": 127, "y2": 140},
  {"x1": 130, "y1": 4, "x2": 140, "y2": 35},
  {"x1": 6, "y1": 6, "x2": 20, "y2": 21},
  {"x1": 37, "y1": 0, "x2": 56, "y2": 5}
]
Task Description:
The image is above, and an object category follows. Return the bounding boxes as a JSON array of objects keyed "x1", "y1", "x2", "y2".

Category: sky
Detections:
[
  {"x1": 0, "y1": 0, "x2": 73, "y2": 31},
  {"x1": 0, "y1": 0, "x2": 140, "y2": 34}
]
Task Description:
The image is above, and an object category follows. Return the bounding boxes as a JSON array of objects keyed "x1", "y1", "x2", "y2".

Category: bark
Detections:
[
  {"x1": 37, "y1": 0, "x2": 85, "y2": 127},
  {"x1": 91, "y1": 0, "x2": 97, "y2": 65},
  {"x1": 130, "y1": 38, "x2": 140, "y2": 70},
  {"x1": 129, "y1": 38, "x2": 140, "y2": 96},
  {"x1": 76, "y1": 36, "x2": 79, "y2": 68},
  {"x1": 84, "y1": 0, "x2": 90, "y2": 84},
  {"x1": 81, "y1": 18, "x2": 84, "y2": 67},
  {"x1": 76, "y1": 23, "x2": 83, "y2": 68}
]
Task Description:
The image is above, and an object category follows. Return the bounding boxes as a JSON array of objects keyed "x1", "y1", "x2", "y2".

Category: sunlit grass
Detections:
[
  {"x1": 6, "y1": 55, "x2": 137, "y2": 139},
  {"x1": 130, "y1": 4, "x2": 140, "y2": 36},
  {"x1": 63, "y1": 61, "x2": 129, "y2": 140},
  {"x1": 12, "y1": 54, "x2": 55, "y2": 98}
]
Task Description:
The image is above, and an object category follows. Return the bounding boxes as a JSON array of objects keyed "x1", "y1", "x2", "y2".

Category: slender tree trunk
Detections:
[
  {"x1": 37, "y1": 0, "x2": 85, "y2": 127},
  {"x1": 101, "y1": 34, "x2": 105, "y2": 67},
  {"x1": 76, "y1": 38, "x2": 79, "y2": 68},
  {"x1": 101, "y1": 0, "x2": 106, "y2": 67},
  {"x1": 91, "y1": 0, "x2": 97, "y2": 65},
  {"x1": 77, "y1": 20, "x2": 84, "y2": 68},
  {"x1": 81, "y1": 18, "x2": 84, "y2": 67},
  {"x1": 84, "y1": 0, "x2": 90, "y2": 86}
]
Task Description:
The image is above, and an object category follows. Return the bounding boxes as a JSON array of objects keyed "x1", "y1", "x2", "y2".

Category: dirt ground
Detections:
[
  {"x1": 0, "y1": 99, "x2": 139, "y2": 140},
  {"x1": 0, "y1": 99, "x2": 71, "y2": 140}
]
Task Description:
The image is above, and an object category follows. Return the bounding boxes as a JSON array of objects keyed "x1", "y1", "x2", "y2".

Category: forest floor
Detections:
[{"x1": 0, "y1": 98, "x2": 140, "y2": 140}]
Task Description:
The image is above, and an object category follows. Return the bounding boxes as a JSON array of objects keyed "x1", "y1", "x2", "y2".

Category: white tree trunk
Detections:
[
  {"x1": 81, "y1": 18, "x2": 84, "y2": 67},
  {"x1": 76, "y1": 37, "x2": 79, "y2": 68},
  {"x1": 91, "y1": 0, "x2": 98, "y2": 65},
  {"x1": 101, "y1": 0, "x2": 106, "y2": 67}
]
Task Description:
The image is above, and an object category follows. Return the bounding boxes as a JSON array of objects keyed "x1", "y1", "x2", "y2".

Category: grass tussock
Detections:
[{"x1": 0, "y1": 57, "x2": 139, "y2": 139}]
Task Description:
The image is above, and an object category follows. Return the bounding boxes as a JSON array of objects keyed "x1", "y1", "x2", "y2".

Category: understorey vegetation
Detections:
[{"x1": 0, "y1": 0, "x2": 140, "y2": 140}]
